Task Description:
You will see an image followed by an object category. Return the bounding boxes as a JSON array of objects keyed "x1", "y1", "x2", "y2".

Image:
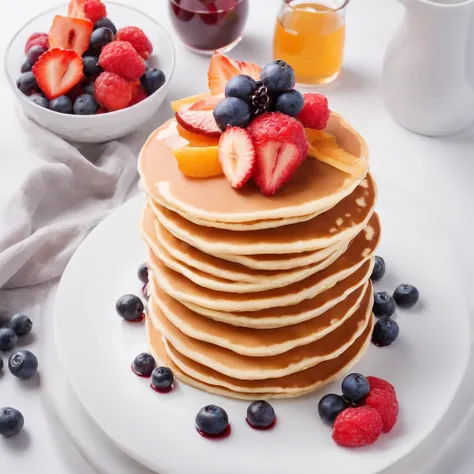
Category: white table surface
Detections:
[{"x1": 1, "y1": 1, "x2": 474, "y2": 473}]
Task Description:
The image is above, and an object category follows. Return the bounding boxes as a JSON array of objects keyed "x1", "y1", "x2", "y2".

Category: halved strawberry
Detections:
[
  {"x1": 68, "y1": 0, "x2": 87, "y2": 18},
  {"x1": 33, "y1": 48, "x2": 83, "y2": 100},
  {"x1": 248, "y1": 112, "x2": 308, "y2": 196},
  {"x1": 49, "y1": 15, "x2": 93, "y2": 56},
  {"x1": 175, "y1": 96, "x2": 222, "y2": 137},
  {"x1": 208, "y1": 53, "x2": 262, "y2": 95},
  {"x1": 218, "y1": 128, "x2": 255, "y2": 189}
]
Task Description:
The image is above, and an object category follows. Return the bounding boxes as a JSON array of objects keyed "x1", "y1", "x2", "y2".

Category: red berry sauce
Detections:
[
  {"x1": 150, "y1": 383, "x2": 174, "y2": 394},
  {"x1": 196, "y1": 424, "x2": 231, "y2": 440},
  {"x1": 246, "y1": 416, "x2": 277, "y2": 431},
  {"x1": 131, "y1": 363, "x2": 152, "y2": 378}
]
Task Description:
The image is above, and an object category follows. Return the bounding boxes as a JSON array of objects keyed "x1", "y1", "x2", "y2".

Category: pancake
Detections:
[
  {"x1": 148, "y1": 287, "x2": 373, "y2": 380},
  {"x1": 180, "y1": 261, "x2": 373, "y2": 328},
  {"x1": 149, "y1": 276, "x2": 370, "y2": 356},
  {"x1": 147, "y1": 213, "x2": 380, "y2": 312},
  {"x1": 138, "y1": 112, "x2": 368, "y2": 224},
  {"x1": 149, "y1": 173, "x2": 376, "y2": 256}
]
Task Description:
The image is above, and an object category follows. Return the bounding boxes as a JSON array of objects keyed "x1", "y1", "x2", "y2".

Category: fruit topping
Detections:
[
  {"x1": 213, "y1": 97, "x2": 251, "y2": 131},
  {"x1": 260, "y1": 60, "x2": 295, "y2": 93},
  {"x1": 132, "y1": 352, "x2": 156, "y2": 377},
  {"x1": 172, "y1": 145, "x2": 221, "y2": 178},
  {"x1": 0, "y1": 328, "x2": 17, "y2": 352},
  {"x1": 115, "y1": 294, "x2": 144, "y2": 321},
  {"x1": 93, "y1": 17, "x2": 117, "y2": 35},
  {"x1": 218, "y1": 127, "x2": 255, "y2": 189},
  {"x1": 68, "y1": 83, "x2": 85, "y2": 102},
  {"x1": 21, "y1": 60, "x2": 33, "y2": 73},
  {"x1": 248, "y1": 112, "x2": 308, "y2": 196},
  {"x1": 366, "y1": 376, "x2": 396, "y2": 397},
  {"x1": 151, "y1": 366, "x2": 174, "y2": 391},
  {"x1": 373, "y1": 291, "x2": 396, "y2": 318},
  {"x1": 246, "y1": 400, "x2": 276, "y2": 429},
  {"x1": 274, "y1": 89, "x2": 304, "y2": 117},
  {"x1": 33, "y1": 48, "x2": 83, "y2": 100},
  {"x1": 176, "y1": 97, "x2": 222, "y2": 137},
  {"x1": 137, "y1": 263, "x2": 148, "y2": 284},
  {"x1": 99, "y1": 41, "x2": 146, "y2": 80},
  {"x1": 140, "y1": 68, "x2": 166, "y2": 95},
  {"x1": 341, "y1": 373, "x2": 370, "y2": 403},
  {"x1": 318, "y1": 394, "x2": 348, "y2": 425},
  {"x1": 50, "y1": 95, "x2": 73, "y2": 113},
  {"x1": 171, "y1": 93, "x2": 212, "y2": 113},
  {"x1": 73, "y1": 93, "x2": 99, "y2": 115},
  {"x1": 195, "y1": 405, "x2": 229, "y2": 436},
  {"x1": 16, "y1": 71, "x2": 40, "y2": 95},
  {"x1": 332, "y1": 406, "x2": 383, "y2": 447},
  {"x1": 224, "y1": 75, "x2": 257, "y2": 103},
  {"x1": 83, "y1": 0, "x2": 107, "y2": 23},
  {"x1": 297, "y1": 93, "x2": 331, "y2": 130},
  {"x1": 27, "y1": 45, "x2": 47, "y2": 67},
  {"x1": 7, "y1": 314, "x2": 33, "y2": 337},
  {"x1": 29, "y1": 94, "x2": 50, "y2": 108},
  {"x1": 0, "y1": 408, "x2": 24, "y2": 438},
  {"x1": 67, "y1": 0, "x2": 87, "y2": 18},
  {"x1": 8, "y1": 350, "x2": 38, "y2": 380},
  {"x1": 249, "y1": 81, "x2": 272, "y2": 116},
  {"x1": 176, "y1": 124, "x2": 219, "y2": 147},
  {"x1": 0, "y1": 358, "x2": 3, "y2": 372},
  {"x1": 89, "y1": 26, "x2": 114, "y2": 50},
  {"x1": 372, "y1": 317, "x2": 399, "y2": 347},
  {"x1": 393, "y1": 284, "x2": 419, "y2": 308},
  {"x1": 94, "y1": 71, "x2": 132, "y2": 111},
  {"x1": 371, "y1": 256, "x2": 385, "y2": 281},
  {"x1": 83, "y1": 55, "x2": 103, "y2": 77},
  {"x1": 363, "y1": 387, "x2": 399, "y2": 433},
  {"x1": 116, "y1": 26, "x2": 153, "y2": 59},
  {"x1": 24, "y1": 32, "x2": 49, "y2": 54},
  {"x1": 48, "y1": 15, "x2": 93, "y2": 56}
]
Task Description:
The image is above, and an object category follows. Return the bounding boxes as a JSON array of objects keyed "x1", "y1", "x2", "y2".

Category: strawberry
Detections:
[
  {"x1": 68, "y1": 0, "x2": 87, "y2": 18},
  {"x1": 33, "y1": 49, "x2": 83, "y2": 100},
  {"x1": 208, "y1": 52, "x2": 261, "y2": 95},
  {"x1": 175, "y1": 96, "x2": 222, "y2": 137},
  {"x1": 248, "y1": 112, "x2": 308, "y2": 196},
  {"x1": 49, "y1": 15, "x2": 93, "y2": 56},
  {"x1": 218, "y1": 128, "x2": 256, "y2": 189}
]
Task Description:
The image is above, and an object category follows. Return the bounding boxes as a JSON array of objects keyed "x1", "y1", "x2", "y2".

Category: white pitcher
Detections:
[{"x1": 382, "y1": 0, "x2": 474, "y2": 136}]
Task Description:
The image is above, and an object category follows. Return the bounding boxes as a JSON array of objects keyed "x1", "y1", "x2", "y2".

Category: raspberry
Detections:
[
  {"x1": 83, "y1": 0, "x2": 107, "y2": 23},
  {"x1": 96, "y1": 107, "x2": 107, "y2": 114},
  {"x1": 94, "y1": 72, "x2": 132, "y2": 111},
  {"x1": 116, "y1": 26, "x2": 153, "y2": 60},
  {"x1": 25, "y1": 33, "x2": 49, "y2": 54},
  {"x1": 296, "y1": 93, "x2": 331, "y2": 130},
  {"x1": 367, "y1": 376, "x2": 396, "y2": 397},
  {"x1": 332, "y1": 407, "x2": 382, "y2": 447},
  {"x1": 363, "y1": 388, "x2": 399, "y2": 433},
  {"x1": 98, "y1": 41, "x2": 146, "y2": 80},
  {"x1": 128, "y1": 80, "x2": 148, "y2": 106}
]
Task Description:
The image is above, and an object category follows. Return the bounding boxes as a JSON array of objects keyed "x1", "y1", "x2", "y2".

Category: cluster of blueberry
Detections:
[
  {"x1": 0, "y1": 313, "x2": 37, "y2": 439},
  {"x1": 213, "y1": 60, "x2": 304, "y2": 131},
  {"x1": 370, "y1": 256, "x2": 420, "y2": 347},
  {"x1": 131, "y1": 352, "x2": 174, "y2": 393}
]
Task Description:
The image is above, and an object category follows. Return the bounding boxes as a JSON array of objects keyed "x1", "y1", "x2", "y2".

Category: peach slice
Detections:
[
  {"x1": 176, "y1": 125, "x2": 219, "y2": 147},
  {"x1": 172, "y1": 145, "x2": 223, "y2": 178},
  {"x1": 171, "y1": 93, "x2": 211, "y2": 113}
]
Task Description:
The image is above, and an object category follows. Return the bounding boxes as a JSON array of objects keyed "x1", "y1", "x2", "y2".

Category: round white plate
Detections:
[{"x1": 54, "y1": 179, "x2": 470, "y2": 474}]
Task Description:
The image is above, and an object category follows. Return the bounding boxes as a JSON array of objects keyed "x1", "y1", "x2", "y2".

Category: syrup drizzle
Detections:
[
  {"x1": 246, "y1": 416, "x2": 277, "y2": 431},
  {"x1": 196, "y1": 424, "x2": 231, "y2": 440}
]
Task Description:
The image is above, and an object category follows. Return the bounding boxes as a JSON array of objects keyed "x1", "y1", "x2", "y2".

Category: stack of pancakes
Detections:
[{"x1": 137, "y1": 113, "x2": 380, "y2": 400}]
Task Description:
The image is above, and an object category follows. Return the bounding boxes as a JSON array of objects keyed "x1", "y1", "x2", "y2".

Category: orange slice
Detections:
[
  {"x1": 177, "y1": 124, "x2": 219, "y2": 147},
  {"x1": 171, "y1": 93, "x2": 210, "y2": 113},
  {"x1": 172, "y1": 145, "x2": 223, "y2": 178}
]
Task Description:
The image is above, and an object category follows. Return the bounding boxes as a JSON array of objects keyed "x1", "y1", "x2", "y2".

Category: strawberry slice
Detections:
[
  {"x1": 208, "y1": 53, "x2": 262, "y2": 95},
  {"x1": 175, "y1": 96, "x2": 222, "y2": 137},
  {"x1": 33, "y1": 48, "x2": 83, "y2": 100},
  {"x1": 68, "y1": 0, "x2": 87, "y2": 18},
  {"x1": 248, "y1": 112, "x2": 308, "y2": 196},
  {"x1": 49, "y1": 15, "x2": 93, "y2": 56},
  {"x1": 218, "y1": 128, "x2": 256, "y2": 189}
]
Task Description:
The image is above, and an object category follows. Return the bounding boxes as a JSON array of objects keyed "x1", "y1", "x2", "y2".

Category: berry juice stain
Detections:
[
  {"x1": 245, "y1": 416, "x2": 277, "y2": 431},
  {"x1": 128, "y1": 313, "x2": 145, "y2": 323},
  {"x1": 150, "y1": 383, "x2": 173, "y2": 394},
  {"x1": 196, "y1": 424, "x2": 231, "y2": 440},
  {"x1": 131, "y1": 364, "x2": 152, "y2": 378}
]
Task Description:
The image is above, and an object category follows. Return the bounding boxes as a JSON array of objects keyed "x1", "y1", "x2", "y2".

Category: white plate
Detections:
[{"x1": 54, "y1": 179, "x2": 470, "y2": 474}]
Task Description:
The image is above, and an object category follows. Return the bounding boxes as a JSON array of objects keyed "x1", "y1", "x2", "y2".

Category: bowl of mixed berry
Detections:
[{"x1": 4, "y1": 0, "x2": 175, "y2": 143}]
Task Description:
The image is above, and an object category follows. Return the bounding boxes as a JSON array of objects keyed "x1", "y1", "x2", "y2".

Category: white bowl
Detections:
[{"x1": 4, "y1": 2, "x2": 176, "y2": 143}]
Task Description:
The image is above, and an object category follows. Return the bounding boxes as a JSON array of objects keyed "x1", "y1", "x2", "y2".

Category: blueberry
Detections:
[
  {"x1": 7, "y1": 314, "x2": 32, "y2": 337},
  {"x1": 137, "y1": 263, "x2": 148, "y2": 284},
  {"x1": 132, "y1": 353, "x2": 156, "y2": 377},
  {"x1": 50, "y1": 95, "x2": 73, "y2": 114},
  {"x1": 260, "y1": 60, "x2": 295, "y2": 93},
  {"x1": 27, "y1": 45, "x2": 46, "y2": 66},
  {"x1": 83, "y1": 56, "x2": 103, "y2": 77},
  {"x1": 341, "y1": 373, "x2": 370, "y2": 403},
  {"x1": 83, "y1": 82, "x2": 95, "y2": 96},
  {"x1": 0, "y1": 328, "x2": 17, "y2": 352},
  {"x1": 140, "y1": 69, "x2": 166, "y2": 95},
  {"x1": 16, "y1": 71, "x2": 39, "y2": 95},
  {"x1": 371, "y1": 256, "x2": 386, "y2": 281},
  {"x1": 116, "y1": 294, "x2": 144, "y2": 321},
  {"x1": 373, "y1": 291, "x2": 396, "y2": 317},
  {"x1": 225, "y1": 75, "x2": 257, "y2": 103},
  {"x1": 73, "y1": 94, "x2": 98, "y2": 115},
  {"x1": 151, "y1": 366, "x2": 173, "y2": 390},
  {"x1": 393, "y1": 283, "x2": 419, "y2": 308},
  {"x1": 90, "y1": 27, "x2": 114, "y2": 51},
  {"x1": 8, "y1": 350, "x2": 38, "y2": 380},
  {"x1": 29, "y1": 94, "x2": 49, "y2": 108},
  {"x1": 83, "y1": 48, "x2": 101, "y2": 58},
  {"x1": 246, "y1": 400, "x2": 275, "y2": 429},
  {"x1": 0, "y1": 408, "x2": 24, "y2": 438},
  {"x1": 94, "y1": 17, "x2": 117, "y2": 35},
  {"x1": 0, "y1": 358, "x2": 3, "y2": 371},
  {"x1": 274, "y1": 89, "x2": 304, "y2": 117},
  {"x1": 21, "y1": 60, "x2": 32, "y2": 73},
  {"x1": 372, "y1": 317, "x2": 399, "y2": 347},
  {"x1": 318, "y1": 393, "x2": 348, "y2": 425},
  {"x1": 213, "y1": 97, "x2": 251, "y2": 131},
  {"x1": 195, "y1": 405, "x2": 229, "y2": 435}
]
